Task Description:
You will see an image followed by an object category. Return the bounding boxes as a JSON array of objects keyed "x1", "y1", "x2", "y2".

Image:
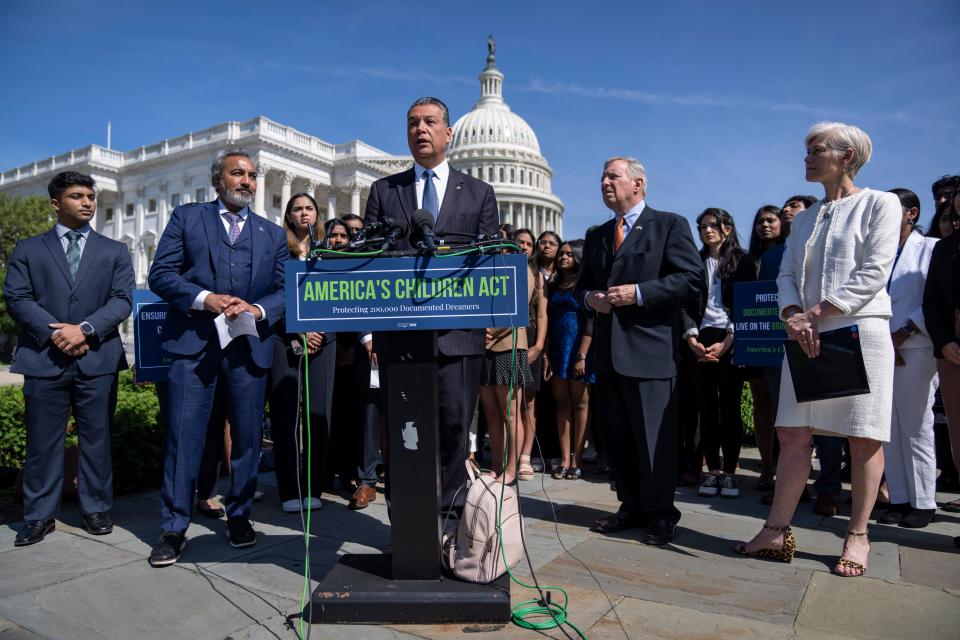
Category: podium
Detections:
[{"x1": 285, "y1": 253, "x2": 528, "y2": 624}]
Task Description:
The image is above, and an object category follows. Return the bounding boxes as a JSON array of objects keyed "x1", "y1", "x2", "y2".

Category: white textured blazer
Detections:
[
  {"x1": 778, "y1": 188, "x2": 901, "y2": 319},
  {"x1": 888, "y1": 230, "x2": 937, "y2": 350}
]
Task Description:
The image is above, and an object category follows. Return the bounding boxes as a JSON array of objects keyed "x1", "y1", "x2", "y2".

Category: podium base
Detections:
[{"x1": 306, "y1": 553, "x2": 512, "y2": 624}]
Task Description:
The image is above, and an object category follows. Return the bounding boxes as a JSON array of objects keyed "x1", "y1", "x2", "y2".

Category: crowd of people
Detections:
[{"x1": 6, "y1": 101, "x2": 959, "y2": 580}]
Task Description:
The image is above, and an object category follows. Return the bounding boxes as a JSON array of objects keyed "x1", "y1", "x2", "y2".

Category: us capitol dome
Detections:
[{"x1": 448, "y1": 37, "x2": 564, "y2": 238}]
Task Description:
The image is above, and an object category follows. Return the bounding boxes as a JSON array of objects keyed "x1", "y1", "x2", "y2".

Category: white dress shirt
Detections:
[
  {"x1": 605, "y1": 200, "x2": 646, "y2": 306},
  {"x1": 56, "y1": 222, "x2": 92, "y2": 260},
  {"x1": 414, "y1": 160, "x2": 450, "y2": 213},
  {"x1": 191, "y1": 200, "x2": 266, "y2": 320}
]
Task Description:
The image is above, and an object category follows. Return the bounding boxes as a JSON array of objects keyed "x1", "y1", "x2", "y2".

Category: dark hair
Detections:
[
  {"x1": 341, "y1": 213, "x2": 362, "y2": 225},
  {"x1": 931, "y1": 175, "x2": 960, "y2": 199},
  {"x1": 927, "y1": 200, "x2": 954, "y2": 239},
  {"x1": 555, "y1": 239, "x2": 583, "y2": 288},
  {"x1": 324, "y1": 218, "x2": 350, "y2": 248},
  {"x1": 283, "y1": 193, "x2": 323, "y2": 257},
  {"x1": 783, "y1": 194, "x2": 818, "y2": 209},
  {"x1": 408, "y1": 97, "x2": 450, "y2": 127},
  {"x1": 499, "y1": 223, "x2": 515, "y2": 240},
  {"x1": 515, "y1": 228, "x2": 535, "y2": 246},
  {"x1": 535, "y1": 230, "x2": 562, "y2": 269},
  {"x1": 696, "y1": 208, "x2": 746, "y2": 280},
  {"x1": 48, "y1": 171, "x2": 95, "y2": 200},
  {"x1": 888, "y1": 188, "x2": 922, "y2": 234},
  {"x1": 748, "y1": 205, "x2": 784, "y2": 257}
]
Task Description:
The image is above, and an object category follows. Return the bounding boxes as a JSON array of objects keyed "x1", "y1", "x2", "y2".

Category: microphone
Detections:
[
  {"x1": 382, "y1": 216, "x2": 408, "y2": 248},
  {"x1": 410, "y1": 209, "x2": 437, "y2": 252}
]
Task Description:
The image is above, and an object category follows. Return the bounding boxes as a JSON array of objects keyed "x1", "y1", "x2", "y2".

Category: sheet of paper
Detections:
[
  {"x1": 369, "y1": 365, "x2": 380, "y2": 389},
  {"x1": 214, "y1": 311, "x2": 258, "y2": 349}
]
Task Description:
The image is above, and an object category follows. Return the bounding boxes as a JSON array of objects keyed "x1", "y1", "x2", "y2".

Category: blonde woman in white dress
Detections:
[{"x1": 735, "y1": 122, "x2": 900, "y2": 577}]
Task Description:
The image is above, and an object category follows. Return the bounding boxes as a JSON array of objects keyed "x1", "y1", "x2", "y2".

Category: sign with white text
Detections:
[
  {"x1": 285, "y1": 254, "x2": 529, "y2": 332},
  {"x1": 733, "y1": 280, "x2": 787, "y2": 367},
  {"x1": 132, "y1": 289, "x2": 171, "y2": 382}
]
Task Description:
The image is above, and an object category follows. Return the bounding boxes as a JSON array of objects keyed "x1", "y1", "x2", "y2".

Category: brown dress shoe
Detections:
[
  {"x1": 815, "y1": 493, "x2": 840, "y2": 517},
  {"x1": 349, "y1": 485, "x2": 377, "y2": 510}
]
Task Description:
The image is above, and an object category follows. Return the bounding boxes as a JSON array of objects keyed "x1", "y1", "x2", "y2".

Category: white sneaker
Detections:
[
  {"x1": 698, "y1": 474, "x2": 720, "y2": 497},
  {"x1": 720, "y1": 475, "x2": 740, "y2": 498},
  {"x1": 303, "y1": 497, "x2": 322, "y2": 510},
  {"x1": 281, "y1": 499, "x2": 301, "y2": 513}
]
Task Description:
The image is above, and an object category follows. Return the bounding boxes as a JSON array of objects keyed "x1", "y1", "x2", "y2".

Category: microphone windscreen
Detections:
[
  {"x1": 385, "y1": 216, "x2": 407, "y2": 233},
  {"x1": 411, "y1": 209, "x2": 435, "y2": 229}
]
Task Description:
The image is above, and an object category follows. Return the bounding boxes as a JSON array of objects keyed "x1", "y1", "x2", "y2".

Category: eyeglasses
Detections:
[{"x1": 538, "y1": 239, "x2": 558, "y2": 247}]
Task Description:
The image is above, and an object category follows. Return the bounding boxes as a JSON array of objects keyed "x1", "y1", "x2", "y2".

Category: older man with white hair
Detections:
[{"x1": 576, "y1": 156, "x2": 703, "y2": 545}]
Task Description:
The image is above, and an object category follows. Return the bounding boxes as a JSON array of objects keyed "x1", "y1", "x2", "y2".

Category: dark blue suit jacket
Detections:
[
  {"x1": 575, "y1": 206, "x2": 703, "y2": 379},
  {"x1": 147, "y1": 201, "x2": 288, "y2": 369},
  {"x1": 3, "y1": 227, "x2": 134, "y2": 377},
  {"x1": 364, "y1": 166, "x2": 499, "y2": 356}
]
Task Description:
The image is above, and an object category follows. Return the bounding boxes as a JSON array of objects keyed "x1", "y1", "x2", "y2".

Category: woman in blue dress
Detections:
[{"x1": 545, "y1": 240, "x2": 594, "y2": 479}]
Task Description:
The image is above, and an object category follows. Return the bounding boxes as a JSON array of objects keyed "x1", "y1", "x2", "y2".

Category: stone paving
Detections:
[{"x1": 1, "y1": 449, "x2": 958, "y2": 640}]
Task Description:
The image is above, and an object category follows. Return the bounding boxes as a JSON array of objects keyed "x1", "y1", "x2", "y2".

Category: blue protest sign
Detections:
[
  {"x1": 132, "y1": 289, "x2": 171, "y2": 382},
  {"x1": 732, "y1": 280, "x2": 787, "y2": 367},
  {"x1": 285, "y1": 253, "x2": 530, "y2": 333}
]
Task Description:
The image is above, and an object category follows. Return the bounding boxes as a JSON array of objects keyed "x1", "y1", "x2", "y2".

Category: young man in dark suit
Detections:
[
  {"x1": 147, "y1": 148, "x2": 288, "y2": 566},
  {"x1": 576, "y1": 157, "x2": 703, "y2": 545},
  {"x1": 364, "y1": 97, "x2": 499, "y2": 513},
  {"x1": 4, "y1": 170, "x2": 135, "y2": 546}
]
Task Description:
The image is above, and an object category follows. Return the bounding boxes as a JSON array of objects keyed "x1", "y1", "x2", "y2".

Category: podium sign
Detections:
[
  {"x1": 132, "y1": 289, "x2": 172, "y2": 382},
  {"x1": 732, "y1": 280, "x2": 787, "y2": 367},
  {"x1": 285, "y1": 253, "x2": 529, "y2": 333}
]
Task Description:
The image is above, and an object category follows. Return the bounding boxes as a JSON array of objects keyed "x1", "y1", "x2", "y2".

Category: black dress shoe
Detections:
[
  {"x1": 227, "y1": 518, "x2": 257, "y2": 548},
  {"x1": 899, "y1": 508, "x2": 935, "y2": 529},
  {"x1": 877, "y1": 503, "x2": 910, "y2": 525},
  {"x1": 80, "y1": 512, "x2": 113, "y2": 535},
  {"x1": 590, "y1": 510, "x2": 646, "y2": 534},
  {"x1": 15, "y1": 519, "x2": 55, "y2": 547},
  {"x1": 643, "y1": 520, "x2": 676, "y2": 546},
  {"x1": 196, "y1": 503, "x2": 226, "y2": 519},
  {"x1": 149, "y1": 531, "x2": 186, "y2": 567}
]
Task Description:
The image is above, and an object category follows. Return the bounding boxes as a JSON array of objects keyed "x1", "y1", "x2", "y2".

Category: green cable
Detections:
[
  {"x1": 299, "y1": 335, "x2": 313, "y2": 638},
  {"x1": 309, "y1": 247, "x2": 385, "y2": 257},
  {"x1": 435, "y1": 242, "x2": 520, "y2": 257},
  {"x1": 495, "y1": 327, "x2": 588, "y2": 638}
]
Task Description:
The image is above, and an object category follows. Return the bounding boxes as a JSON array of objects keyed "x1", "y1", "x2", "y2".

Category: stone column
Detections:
[
  {"x1": 350, "y1": 182, "x2": 361, "y2": 216},
  {"x1": 508, "y1": 202, "x2": 514, "y2": 229},
  {"x1": 255, "y1": 163, "x2": 270, "y2": 215},
  {"x1": 134, "y1": 190, "x2": 146, "y2": 284},
  {"x1": 158, "y1": 181, "x2": 169, "y2": 231},
  {"x1": 114, "y1": 194, "x2": 124, "y2": 240},
  {"x1": 327, "y1": 188, "x2": 338, "y2": 221},
  {"x1": 280, "y1": 171, "x2": 293, "y2": 224}
]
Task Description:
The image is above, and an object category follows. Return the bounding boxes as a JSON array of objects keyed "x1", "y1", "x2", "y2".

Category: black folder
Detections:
[{"x1": 785, "y1": 325, "x2": 870, "y2": 402}]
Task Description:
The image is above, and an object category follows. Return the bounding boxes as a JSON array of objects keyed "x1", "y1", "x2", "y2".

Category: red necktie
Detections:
[{"x1": 613, "y1": 216, "x2": 625, "y2": 252}]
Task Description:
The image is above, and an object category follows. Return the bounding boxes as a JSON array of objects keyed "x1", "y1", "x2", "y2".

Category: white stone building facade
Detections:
[{"x1": 0, "y1": 43, "x2": 563, "y2": 286}]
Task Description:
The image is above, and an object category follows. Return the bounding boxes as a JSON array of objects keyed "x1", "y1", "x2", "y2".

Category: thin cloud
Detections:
[
  {"x1": 263, "y1": 61, "x2": 472, "y2": 85},
  {"x1": 523, "y1": 77, "x2": 846, "y2": 119}
]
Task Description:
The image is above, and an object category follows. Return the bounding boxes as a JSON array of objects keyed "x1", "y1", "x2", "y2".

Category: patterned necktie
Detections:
[
  {"x1": 65, "y1": 230, "x2": 82, "y2": 280},
  {"x1": 225, "y1": 212, "x2": 241, "y2": 244},
  {"x1": 422, "y1": 169, "x2": 439, "y2": 216},
  {"x1": 613, "y1": 216, "x2": 626, "y2": 253}
]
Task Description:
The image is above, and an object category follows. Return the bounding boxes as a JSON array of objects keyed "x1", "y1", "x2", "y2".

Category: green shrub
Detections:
[
  {"x1": 0, "y1": 370, "x2": 164, "y2": 494},
  {"x1": 741, "y1": 383, "x2": 755, "y2": 442},
  {"x1": 0, "y1": 385, "x2": 26, "y2": 468}
]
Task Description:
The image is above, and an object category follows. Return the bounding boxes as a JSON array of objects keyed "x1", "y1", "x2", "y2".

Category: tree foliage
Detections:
[{"x1": 0, "y1": 193, "x2": 55, "y2": 357}]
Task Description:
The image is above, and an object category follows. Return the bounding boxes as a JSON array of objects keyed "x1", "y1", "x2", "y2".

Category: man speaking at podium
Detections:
[{"x1": 364, "y1": 97, "x2": 499, "y2": 514}]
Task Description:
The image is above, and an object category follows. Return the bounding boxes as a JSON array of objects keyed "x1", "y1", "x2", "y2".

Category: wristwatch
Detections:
[
  {"x1": 79, "y1": 321, "x2": 95, "y2": 338},
  {"x1": 576, "y1": 353, "x2": 586, "y2": 362},
  {"x1": 900, "y1": 322, "x2": 917, "y2": 337}
]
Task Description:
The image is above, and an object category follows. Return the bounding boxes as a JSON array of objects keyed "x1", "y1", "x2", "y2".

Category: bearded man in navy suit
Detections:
[
  {"x1": 4, "y1": 171, "x2": 134, "y2": 547},
  {"x1": 147, "y1": 148, "x2": 288, "y2": 566},
  {"x1": 364, "y1": 97, "x2": 499, "y2": 513}
]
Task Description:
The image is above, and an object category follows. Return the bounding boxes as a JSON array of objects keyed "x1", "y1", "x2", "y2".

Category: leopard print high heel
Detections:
[
  {"x1": 734, "y1": 523, "x2": 796, "y2": 563},
  {"x1": 833, "y1": 529, "x2": 869, "y2": 577}
]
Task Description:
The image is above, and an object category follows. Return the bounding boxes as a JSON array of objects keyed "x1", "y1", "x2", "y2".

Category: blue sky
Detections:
[{"x1": 1, "y1": 0, "x2": 957, "y2": 240}]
